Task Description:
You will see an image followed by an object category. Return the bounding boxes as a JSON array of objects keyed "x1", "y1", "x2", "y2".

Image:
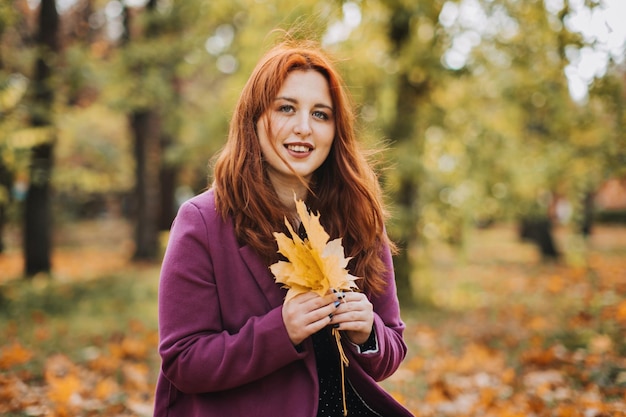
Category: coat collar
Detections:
[{"x1": 238, "y1": 244, "x2": 286, "y2": 309}]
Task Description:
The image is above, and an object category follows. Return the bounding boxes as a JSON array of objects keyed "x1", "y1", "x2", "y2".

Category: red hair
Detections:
[{"x1": 212, "y1": 40, "x2": 395, "y2": 295}]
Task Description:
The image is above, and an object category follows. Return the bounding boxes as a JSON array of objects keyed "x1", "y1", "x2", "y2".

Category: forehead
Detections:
[{"x1": 277, "y1": 70, "x2": 332, "y2": 105}]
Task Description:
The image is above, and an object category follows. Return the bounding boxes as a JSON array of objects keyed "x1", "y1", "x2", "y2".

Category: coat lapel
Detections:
[{"x1": 238, "y1": 245, "x2": 286, "y2": 309}]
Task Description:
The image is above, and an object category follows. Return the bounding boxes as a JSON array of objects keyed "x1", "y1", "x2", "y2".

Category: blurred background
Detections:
[{"x1": 0, "y1": 0, "x2": 625, "y2": 415}]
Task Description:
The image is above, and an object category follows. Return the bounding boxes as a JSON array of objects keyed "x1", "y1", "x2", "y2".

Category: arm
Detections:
[
  {"x1": 158, "y1": 200, "x2": 305, "y2": 394},
  {"x1": 335, "y1": 242, "x2": 408, "y2": 381}
]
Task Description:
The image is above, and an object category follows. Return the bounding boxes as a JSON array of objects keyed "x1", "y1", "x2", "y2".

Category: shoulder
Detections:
[
  {"x1": 173, "y1": 188, "x2": 227, "y2": 231},
  {"x1": 184, "y1": 188, "x2": 215, "y2": 209},
  {"x1": 170, "y1": 188, "x2": 238, "y2": 249},
  {"x1": 179, "y1": 189, "x2": 218, "y2": 217}
]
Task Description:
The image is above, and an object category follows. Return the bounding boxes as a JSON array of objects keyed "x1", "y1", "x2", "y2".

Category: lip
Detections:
[{"x1": 284, "y1": 142, "x2": 314, "y2": 158}]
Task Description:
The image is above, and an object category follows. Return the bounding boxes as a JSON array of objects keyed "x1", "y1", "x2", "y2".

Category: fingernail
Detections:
[
  {"x1": 328, "y1": 313, "x2": 334, "y2": 319},
  {"x1": 334, "y1": 300, "x2": 341, "y2": 308},
  {"x1": 332, "y1": 289, "x2": 338, "y2": 293},
  {"x1": 332, "y1": 323, "x2": 340, "y2": 329}
]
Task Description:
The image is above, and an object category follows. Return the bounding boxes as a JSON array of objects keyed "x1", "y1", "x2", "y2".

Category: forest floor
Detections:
[{"x1": 0, "y1": 219, "x2": 625, "y2": 416}]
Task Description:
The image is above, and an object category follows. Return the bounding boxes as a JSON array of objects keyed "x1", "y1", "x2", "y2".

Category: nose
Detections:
[{"x1": 293, "y1": 114, "x2": 312, "y2": 137}]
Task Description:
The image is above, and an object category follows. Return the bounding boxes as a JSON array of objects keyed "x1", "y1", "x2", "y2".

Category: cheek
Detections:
[
  {"x1": 256, "y1": 119, "x2": 271, "y2": 150},
  {"x1": 258, "y1": 135, "x2": 273, "y2": 160},
  {"x1": 256, "y1": 117, "x2": 267, "y2": 140},
  {"x1": 257, "y1": 124, "x2": 283, "y2": 164},
  {"x1": 257, "y1": 115, "x2": 284, "y2": 143}
]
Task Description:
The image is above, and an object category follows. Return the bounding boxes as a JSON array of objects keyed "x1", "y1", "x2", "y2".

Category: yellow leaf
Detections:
[
  {"x1": 270, "y1": 198, "x2": 359, "y2": 300},
  {"x1": 45, "y1": 355, "x2": 82, "y2": 412},
  {"x1": 269, "y1": 198, "x2": 361, "y2": 417},
  {"x1": 94, "y1": 377, "x2": 120, "y2": 401}
]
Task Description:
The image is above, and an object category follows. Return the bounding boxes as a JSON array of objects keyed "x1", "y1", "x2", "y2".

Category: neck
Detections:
[{"x1": 268, "y1": 174, "x2": 309, "y2": 215}]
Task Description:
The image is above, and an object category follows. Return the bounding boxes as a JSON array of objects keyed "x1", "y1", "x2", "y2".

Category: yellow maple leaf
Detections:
[
  {"x1": 270, "y1": 197, "x2": 358, "y2": 416},
  {"x1": 270, "y1": 198, "x2": 359, "y2": 301}
]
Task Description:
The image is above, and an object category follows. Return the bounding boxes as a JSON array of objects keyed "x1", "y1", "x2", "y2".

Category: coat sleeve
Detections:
[
  {"x1": 158, "y1": 199, "x2": 306, "y2": 394},
  {"x1": 344, "y1": 241, "x2": 408, "y2": 381}
]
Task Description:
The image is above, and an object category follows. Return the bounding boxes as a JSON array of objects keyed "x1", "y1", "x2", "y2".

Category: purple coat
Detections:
[{"x1": 154, "y1": 189, "x2": 413, "y2": 417}]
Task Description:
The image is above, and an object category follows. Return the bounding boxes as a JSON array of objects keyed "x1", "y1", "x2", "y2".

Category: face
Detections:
[{"x1": 256, "y1": 70, "x2": 335, "y2": 189}]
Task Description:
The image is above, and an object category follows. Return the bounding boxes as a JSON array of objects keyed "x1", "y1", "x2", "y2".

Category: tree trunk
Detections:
[
  {"x1": 384, "y1": 6, "x2": 429, "y2": 308},
  {"x1": 131, "y1": 111, "x2": 162, "y2": 260},
  {"x1": 0, "y1": 161, "x2": 12, "y2": 254},
  {"x1": 392, "y1": 174, "x2": 420, "y2": 307},
  {"x1": 519, "y1": 217, "x2": 560, "y2": 260},
  {"x1": 123, "y1": 0, "x2": 170, "y2": 260},
  {"x1": 24, "y1": 0, "x2": 59, "y2": 276},
  {"x1": 578, "y1": 191, "x2": 594, "y2": 237},
  {"x1": 25, "y1": 143, "x2": 54, "y2": 275}
]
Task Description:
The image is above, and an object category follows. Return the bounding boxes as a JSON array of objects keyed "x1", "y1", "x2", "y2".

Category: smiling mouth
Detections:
[{"x1": 286, "y1": 144, "x2": 313, "y2": 153}]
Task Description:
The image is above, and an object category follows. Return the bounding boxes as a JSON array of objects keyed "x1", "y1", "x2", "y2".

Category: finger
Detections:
[
  {"x1": 296, "y1": 292, "x2": 337, "y2": 308},
  {"x1": 339, "y1": 291, "x2": 367, "y2": 303},
  {"x1": 331, "y1": 288, "x2": 348, "y2": 302},
  {"x1": 334, "y1": 295, "x2": 372, "y2": 314},
  {"x1": 330, "y1": 297, "x2": 374, "y2": 327},
  {"x1": 290, "y1": 291, "x2": 321, "y2": 305},
  {"x1": 330, "y1": 316, "x2": 373, "y2": 337},
  {"x1": 331, "y1": 310, "x2": 371, "y2": 326},
  {"x1": 293, "y1": 294, "x2": 340, "y2": 326},
  {"x1": 307, "y1": 298, "x2": 341, "y2": 325}
]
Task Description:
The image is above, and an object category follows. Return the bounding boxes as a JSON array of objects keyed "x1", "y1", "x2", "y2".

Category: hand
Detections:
[
  {"x1": 329, "y1": 291, "x2": 374, "y2": 345},
  {"x1": 282, "y1": 292, "x2": 338, "y2": 346}
]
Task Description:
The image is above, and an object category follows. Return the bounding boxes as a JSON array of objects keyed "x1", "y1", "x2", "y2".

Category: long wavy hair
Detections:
[{"x1": 212, "y1": 40, "x2": 395, "y2": 295}]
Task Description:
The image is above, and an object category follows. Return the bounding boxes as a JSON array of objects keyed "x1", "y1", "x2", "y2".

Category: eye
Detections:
[
  {"x1": 278, "y1": 104, "x2": 295, "y2": 113},
  {"x1": 312, "y1": 110, "x2": 329, "y2": 120}
]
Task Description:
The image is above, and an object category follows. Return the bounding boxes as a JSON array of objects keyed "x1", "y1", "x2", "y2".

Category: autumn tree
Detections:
[
  {"x1": 470, "y1": 0, "x2": 623, "y2": 256},
  {"x1": 116, "y1": 1, "x2": 163, "y2": 261},
  {"x1": 327, "y1": 0, "x2": 452, "y2": 306},
  {"x1": 117, "y1": 0, "x2": 212, "y2": 260},
  {"x1": 583, "y1": 32, "x2": 626, "y2": 228},
  {"x1": 4, "y1": 0, "x2": 622, "y2": 287},
  {"x1": 23, "y1": 0, "x2": 60, "y2": 276}
]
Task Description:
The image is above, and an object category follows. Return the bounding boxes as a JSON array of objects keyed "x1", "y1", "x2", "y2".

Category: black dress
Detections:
[{"x1": 312, "y1": 327, "x2": 382, "y2": 417}]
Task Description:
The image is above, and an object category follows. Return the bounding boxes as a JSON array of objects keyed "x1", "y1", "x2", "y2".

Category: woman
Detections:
[{"x1": 154, "y1": 39, "x2": 414, "y2": 417}]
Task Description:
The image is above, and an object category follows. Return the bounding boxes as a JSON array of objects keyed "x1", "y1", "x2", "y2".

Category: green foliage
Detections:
[
  {"x1": 361, "y1": 0, "x2": 625, "y2": 247},
  {"x1": 0, "y1": 273, "x2": 156, "y2": 321},
  {"x1": 0, "y1": 73, "x2": 31, "y2": 206},
  {"x1": 0, "y1": 0, "x2": 624, "y2": 275},
  {"x1": 54, "y1": 104, "x2": 134, "y2": 195},
  {"x1": 0, "y1": 73, "x2": 28, "y2": 113},
  {"x1": 0, "y1": 0, "x2": 18, "y2": 38}
]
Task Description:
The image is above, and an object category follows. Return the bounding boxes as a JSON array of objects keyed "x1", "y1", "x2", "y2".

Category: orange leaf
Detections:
[
  {"x1": 45, "y1": 355, "x2": 83, "y2": 415},
  {"x1": 0, "y1": 342, "x2": 33, "y2": 369},
  {"x1": 615, "y1": 300, "x2": 626, "y2": 323},
  {"x1": 94, "y1": 377, "x2": 120, "y2": 401},
  {"x1": 120, "y1": 337, "x2": 148, "y2": 360}
]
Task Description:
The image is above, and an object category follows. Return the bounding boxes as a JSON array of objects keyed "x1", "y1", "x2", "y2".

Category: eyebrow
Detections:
[{"x1": 275, "y1": 96, "x2": 334, "y2": 112}]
